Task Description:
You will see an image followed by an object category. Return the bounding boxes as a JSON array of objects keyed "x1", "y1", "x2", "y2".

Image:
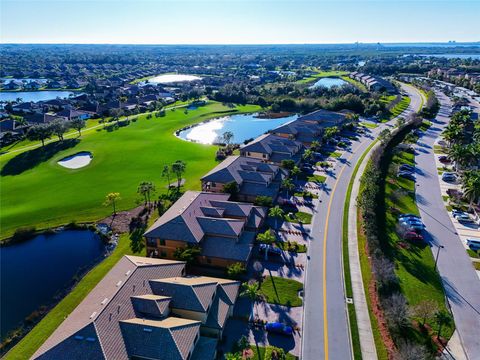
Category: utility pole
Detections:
[{"x1": 434, "y1": 244, "x2": 445, "y2": 270}]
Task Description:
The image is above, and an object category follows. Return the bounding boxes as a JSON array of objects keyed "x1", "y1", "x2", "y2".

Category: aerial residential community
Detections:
[{"x1": 1, "y1": 1, "x2": 480, "y2": 360}]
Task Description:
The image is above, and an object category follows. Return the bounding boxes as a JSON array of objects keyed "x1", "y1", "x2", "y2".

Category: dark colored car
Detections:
[
  {"x1": 404, "y1": 231, "x2": 424, "y2": 242},
  {"x1": 439, "y1": 156, "x2": 451, "y2": 164},
  {"x1": 399, "y1": 164, "x2": 415, "y2": 172},
  {"x1": 265, "y1": 322, "x2": 293, "y2": 336},
  {"x1": 398, "y1": 171, "x2": 415, "y2": 181}
]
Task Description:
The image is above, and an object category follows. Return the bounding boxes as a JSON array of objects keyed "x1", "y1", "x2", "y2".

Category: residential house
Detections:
[
  {"x1": 144, "y1": 191, "x2": 266, "y2": 267},
  {"x1": 56, "y1": 108, "x2": 92, "y2": 121},
  {"x1": 201, "y1": 155, "x2": 287, "y2": 202},
  {"x1": 3, "y1": 80, "x2": 23, "y2": 90},
  {"x1": 24, "y1": 81, "x2": 42, "y2": 90},
  {"x1": 240, "y1": 133, "x2": 304, "y2": 165},
  {"x1": 32, "y1": 255, "x2": 239, "y2": 360}
]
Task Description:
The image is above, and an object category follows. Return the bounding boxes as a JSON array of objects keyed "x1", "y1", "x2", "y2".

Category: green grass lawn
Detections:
[
  {"x1": 299, "y1": 173, "x2": 326, "y2": 183},
  {"x1": 360, "y1": 122, "x2": 378, "y2": 129},
  {"x1": 384, "y1": 150, "x2": 454, "y2": 339},
  {"x1": 293, "y1": 191, "x2": 318, "y2": 199},
  {"x1": 284, "y1": 211, "x2": 312, "y2": 224},
  {"x1": 0, "y1": 102, "x2": 260, "y2": 239},
  {"x1": 275, "y1": 240, "x2": 307, "y2": 253},
  {"x1": 248, "y1": 345, "x2": 297, "y2": 360},
  {"x1": 390, "y1": 96, "x2": 411, "y2": 118},
  {"x1": 259, "y1": 276, "x2": 303, "y2": 307},
  {"x1": 340, "y1": 75, "x2": 368, "y2": 92},
  {"x1": 4, "y1": 232, "x2": 144, "y2": 360}
]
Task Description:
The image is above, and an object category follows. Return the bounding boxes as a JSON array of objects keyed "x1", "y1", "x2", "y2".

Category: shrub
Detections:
[
  {"x1": 11, "y1": 226, "x2": 37, "y2": 243},
  {"x1": 254, "y1": 196, "x2": 273, "y2": 207},
  {"x1": 226, "y1": 262, "x2": 246, "y2": 279},
  {"x1": 264, "y1": 346, "x2": 287, "y2": 360}
]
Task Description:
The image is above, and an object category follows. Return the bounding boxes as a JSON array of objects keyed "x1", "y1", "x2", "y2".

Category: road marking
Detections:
[{"x1": 322, "y1": 143, "x2": 363, "y2": 359}]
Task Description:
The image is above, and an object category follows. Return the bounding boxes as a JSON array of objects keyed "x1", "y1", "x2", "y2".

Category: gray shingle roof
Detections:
[{"x1": 201, "y1": 231, "x2": 256, "y2": 262}]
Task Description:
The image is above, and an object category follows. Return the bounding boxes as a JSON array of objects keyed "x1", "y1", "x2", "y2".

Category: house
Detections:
[
  {"x1": 3, "y1": 80, "x2": 23, "y2": 90},
  {"x1": 24, "y1": 81, "x2": 42, "y2": 90},
  {"x1": 56, "y1": 108, "x2": 92, "y2": 121},
  {"x1": 32, "y1": 255, "x2": 239, "y2": 360},
  {"x1": 349, "y1": 72, "x2": 396, "y2": 93},
  {"x1": 201, "y1": 155, "x2": 287, "y2": 202},
  {"x1": 240, "y1": 133, "x2": 304, "y2": 165},
  {"x1": 144, "y1": 191, "x2": 266, "y2": 267},
  {"x1": 12, "y1": 101, "x2": 43, "y2": 114}
]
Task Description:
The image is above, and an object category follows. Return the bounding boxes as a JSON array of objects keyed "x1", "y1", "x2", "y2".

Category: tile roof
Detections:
[
  {"x1": 201, "y1": 231, "x2": 256, "y2": 262},
  {"x1": 241, "y1": 133, "x2": 303, "y2": 157},
  {"x1": 190, "y1": 337, "x2": 218, "y2": 360}
]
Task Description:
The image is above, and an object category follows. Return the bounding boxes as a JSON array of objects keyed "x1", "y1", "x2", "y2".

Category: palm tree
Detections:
[
  {"x1": 257, "y1": 229, "x2": 275, "y2": 260},
  {"x1": 443, "y1": 123, "x2": 463, "y2": 145},
  {"x1": 311, "y1": 140, "x2": 321, "y2": 152},
  {"x1": 268, "y1": 206, "x2": 284, "y2": 230},
  {"x1": 240, "y1": 281, "x2": 261, "y2": 320},
  {"x1": 162, "y1": 165, "x2": 171, "y2": 193},
  {"x1": 171, "y1": 160, "x2": 186, "y2": 189},
  {"x1": 281, "y1": 178, "x2": 295, "y2": 198},
  {"x1": 448, "y1": 144, "x2": 472, "y2": 169},
  {"x1": 434, "y1": 311, "x2": 452, "y2": 339},
  {"x1": 290, "y1": 166, "x2": 301, "y2": 181},
  {"x1": 303, "y1": 149, "x2": 314, "y2": 162},
  {"x1": 103, "y1": 192, "x2": 121, "y2": 215},
  {"x1": 137, "y1": 181, "x2": 155, "y2": 205},
  {"x1": 462, "y1": 171, "x2": 480, "y2": 210}
]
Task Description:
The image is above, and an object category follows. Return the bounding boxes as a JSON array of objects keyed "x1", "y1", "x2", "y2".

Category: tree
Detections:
[
  {"x1": 396, "y1": 117, "x2": 405, "y2": 128},
  {"x1": 50, "y1": 119, "x2": 70, "y2": 141},
  {"x1": 222, "y1": 131, "x2": 234, "y2": 145},
  {"x1": 323, "y1": 126, "x2": 339, "y2": 143},
  {"x1": 70, "y1": 118, "x2": 86, "y2": 136},
  {"x1": 281, "y1": 178, "x2": 295, "y2": 198},
  {"x1": 413, "y1": 299, "x2": 438, "y2": 327},
  {"x1": 462, "y1": 170, "x2": 480, "y2": 210},
  {"x1": 434, "y1": 310, "x2": 452, "y2": 339},
  {"x1": 171, "y1": 160, "x2": 186, "y2": 188},
  {"x1": 26, "y1": 123, "x2": 52, "y2": 147},
  {"x1": 103, "y1": 192, "x2": 121, "y2": 215},
  {"x1": 161, "y1": 165, "x2": 171, "y2": 192},
  {"x1": 223, "y1": 181, "x2": 239, "y2": 198},
  {"x1": 224, "y1": 352, "x2": 242, "y2": 360},
  {"x1": 240, "y1": 281, "x2": 261, "y2": 320},
  {"x1": 137, "y1": 181, "x2": 155, "y2": 205},
  {"x1": 302, "y1": 149, "x2": 314, "y2": 162},
  {"x1": 290, "y1": 166, "x2": 301, "y2": 181},
  {"x1": 378, "y1": 129, "x2": 392, "y2": 144},
  {"x1": 257, "y1": 229, "x2": 276, "y2": 261},
  {"x1": 281, "y1": 159, "x2": 295, "y2": 170},
  {"x1": 254, "y1": 196, "x2": 273, "y2": 207},
  {"x1": 443, "y1": 122, "x2": 463, "y2": 145},
  {"x1": 173, "y1": 245, "x2": 201, "y2": 264},
  {"x1": 310, "y1": 140, "x2": 321, "y2": 152},
  {"x1": 269, "y1": 206, "x2": 284, "y2": 230},
  {"x1": 226, "y1": 262, "x2": 246, "y2": 279}
]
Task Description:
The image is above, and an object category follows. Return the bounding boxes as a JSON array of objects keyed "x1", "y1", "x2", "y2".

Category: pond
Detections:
[
  {"x1": 57, "y1": 151, "x2": 93, "y2": 169},
  {"x1": 0, "y1": 230, "x2": 105, "y2": 339},
  {"x1": 0, "y1": 91, "x2": 74, "y2": 103},
  {"x1": 177, "y1": 113, "x2": 297, "y2": 145},
  {"x1": 310, "y1": 77, "x2": 348, "y2": 89},
  {"x1": 144, "y1": 74, "x2": 202, "y2": 84}
]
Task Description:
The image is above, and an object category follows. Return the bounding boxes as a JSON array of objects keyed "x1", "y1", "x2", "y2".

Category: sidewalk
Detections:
[{"x1": 347, "y1": 140, "x2": 379, "y2": 360}]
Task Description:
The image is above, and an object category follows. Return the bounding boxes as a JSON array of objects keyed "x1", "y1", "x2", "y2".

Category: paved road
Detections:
[
  {"x1": 302, "y1": 83, "x2": 423, "y2": 360},
  {"x1": 414, "y1": 91, "x2": 480, "y2": 360}
]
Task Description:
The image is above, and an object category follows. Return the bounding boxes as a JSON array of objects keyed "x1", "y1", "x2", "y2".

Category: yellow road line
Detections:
[{"x1": 322, "y1": 144, "x2": 362, "y2": 359}]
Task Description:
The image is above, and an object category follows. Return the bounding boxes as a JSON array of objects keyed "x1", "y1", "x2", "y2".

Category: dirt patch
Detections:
[{"x1": 98, "y1": 205, "x2": 150, "y2": 234}]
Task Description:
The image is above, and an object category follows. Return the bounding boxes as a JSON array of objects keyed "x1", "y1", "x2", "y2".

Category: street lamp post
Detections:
[{"x1": 434, "y1": 245, "x2": 445, "y2": 270}]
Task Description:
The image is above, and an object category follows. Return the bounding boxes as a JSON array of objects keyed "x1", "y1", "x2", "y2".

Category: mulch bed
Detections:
[{"x1": 98, "y1": 205, "x2": 150, "y2": 233}]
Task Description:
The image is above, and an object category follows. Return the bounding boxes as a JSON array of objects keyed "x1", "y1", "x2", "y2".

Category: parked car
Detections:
[
  {"x1": 442, "y1": 172, "x2": 457, "y2": 182},
  {"x1": 452, "y1": 210, "x2": 468, "y2": 219},
  {"x1": 401, "y1": 218, "x2": 425, "y2": 227},
  {"x1": 398, "y1": 171, "x2": 416, "y2": 181},
  {"x1": 456, "y1": 214, "x2": 474, "y2": 224},
  {"x1": 466, "y1": 239, "x2": 480, "y2": 251},
  {"x1": 439, "y1": 156, "x2": 451, "y2": 164},
  {"x1": 404, "y1": 231, "x2": 424, "y2": 242},
  {"x1": 265, "y1": 322, "x2": 293, "y2": 336},
  {"x1": 399, "y1": 213, "x2": 420, "y2": 220},
  {"x1": 259, "y1": 243, "x2": 283, "y2": 256},
  {"x1": 399, "y1": 164, "x2": 415, "y2": 172}
]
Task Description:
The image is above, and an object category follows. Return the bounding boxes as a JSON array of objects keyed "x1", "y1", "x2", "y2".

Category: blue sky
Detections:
[{"x1": 1, "y1": 0, "x2": 479, "y2": 44}]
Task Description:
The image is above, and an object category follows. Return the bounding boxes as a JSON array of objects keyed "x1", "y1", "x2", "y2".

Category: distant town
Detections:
[{"x1": 1, "y1": 43, "x2": 479, "y2": 360}]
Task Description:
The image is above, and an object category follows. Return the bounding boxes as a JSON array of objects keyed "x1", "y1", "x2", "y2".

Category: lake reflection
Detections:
[{"x1": 178, "y1": 113, "x2": 297, "y2": 145}]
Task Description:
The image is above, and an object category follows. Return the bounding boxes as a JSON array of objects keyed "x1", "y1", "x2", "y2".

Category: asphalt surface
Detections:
[
  {"x1": 302, "y1": 84, "x2": 423, "y2": 360},
  {"x1": 414, "y1": 91, "x2": 480, "y2": 359}
]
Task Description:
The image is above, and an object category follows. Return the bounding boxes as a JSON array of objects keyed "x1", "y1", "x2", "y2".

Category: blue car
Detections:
[{"x1": 265, "y1": 322, "x2": 293, "y2": 336}]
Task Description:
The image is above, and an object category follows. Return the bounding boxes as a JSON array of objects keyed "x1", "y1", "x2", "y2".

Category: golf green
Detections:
[{"x1": 0, "y1": 102, "x2": 260, "y2": 239}]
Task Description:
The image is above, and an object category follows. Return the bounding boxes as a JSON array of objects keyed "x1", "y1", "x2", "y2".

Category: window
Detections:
[
  {"x1": 263, "y1": 154, "x2": 267, "y2": 158},
  {"x1": 247, "y1": 152, "x2": 251, "y2": 156},
  {"x1": 147, "y1": 238, "x2": 156, "y2": 247},
  {"x1": 211, "y1": 182, "x2": 216, "y2": 187},
  {"x1": 159, "y1": 239, "x2": 166, "y2": 246}
]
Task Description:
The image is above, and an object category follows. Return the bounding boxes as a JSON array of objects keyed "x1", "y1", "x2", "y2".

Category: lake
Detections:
[
  {"x1": 418, "y1": 54, "x2": 480, "y2": 59},
  {"x1": 310, "y1": 77, "x2": 348, "y2": 89},
  {"x1": 145, "y1": 74, "x2": 202, "y2": 84},
  {"x1": 0, "y1": 230, "x2": 105, "y2": 339},
  {"x1": 177, "y1": 113, "x2": 297, "y2": 144},
  {"x1": 0, "y1": 91, "x2": 74, "y2": 103}
]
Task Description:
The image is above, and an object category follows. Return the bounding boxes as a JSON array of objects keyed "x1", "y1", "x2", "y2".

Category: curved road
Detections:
[
  {"x1": 302, "y1": 84, "x2": 424, "y2": 359},
  {"x1": 414, "y1": 91, "x2": 480, "y2": 359}
]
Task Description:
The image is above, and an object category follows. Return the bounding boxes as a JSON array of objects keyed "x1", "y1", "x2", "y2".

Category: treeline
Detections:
[
  {"x1": 26, "y1": 118, "x2": 86, "y2": 146},
  {"x1": 357, "y1": 115, "x2": 435, "y2": 359}
]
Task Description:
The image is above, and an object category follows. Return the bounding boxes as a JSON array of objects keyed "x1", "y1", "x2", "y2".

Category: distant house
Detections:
[
  {"x1": 144, "y1": 191, "x2": 266, "y2": 267},
  {"x1": 24, "y1": 81, "x2": 42, "y2": 90},
  {"x1": 56, "y1": 108, "x2": 92, "y2": 121},
  {"x1": 47, "y1": 80, "x2": 63, "y2": 89},
  {"x1": 350, "y1": 72, "x2": 396, "y2": 93},
  {"x1": 32, "y1": 255, "x2": 239, "y2": 360},
  {"x1": 240, "y1": 133, "x2": 304, "y2": 165},
  {"x1": 3, "y1": 80, "x2": 23, "y2": 90},
  {"x1": 201, "y1": 155, "x2": 287, "y2": 202},
  {"x1": 12, "y1": 101, "x2": 43, "y2": 114}
]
